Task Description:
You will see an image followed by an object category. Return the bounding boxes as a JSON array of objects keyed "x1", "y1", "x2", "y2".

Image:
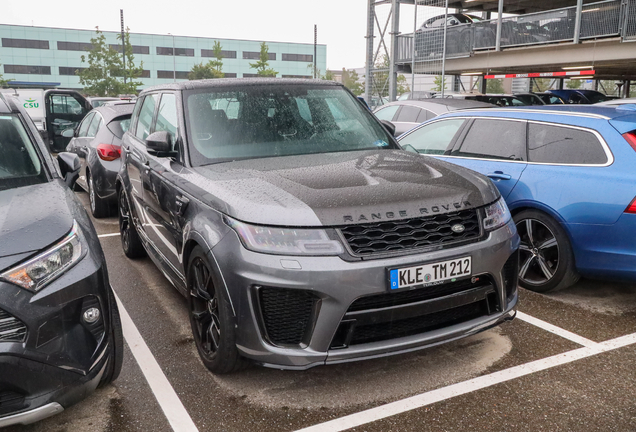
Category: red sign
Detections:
[{"x1": 484, "y1": 70, "x2": 595, "y2": 79}]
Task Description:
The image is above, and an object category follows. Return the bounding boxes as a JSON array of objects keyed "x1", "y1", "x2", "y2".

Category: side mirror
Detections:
[
  {"x1": 380, "y1": 120, "x2": 397, "y2": 137},
  {"x1": 146, "y1": 131, "x2": 174, "y2": 157},
  {"x1": 57, "y1": 152, "x2": 81, "y2": 188},
  {"x1": 61, "y1": 128, "x2": 75, "y2": 138}
]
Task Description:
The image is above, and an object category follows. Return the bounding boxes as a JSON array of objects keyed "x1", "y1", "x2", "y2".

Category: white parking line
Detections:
[
  {"x1": 516, "y1": 311, "x2": 599, "y2": 347},
  {"x1": 295, "y1": 329, "x2": 636, "y2": 432},
  {"x1": 114, "y1": 292, "x2": 199, "y2": 432},
  {"x1": 98, "y1": 232, "x2": 120, "y2": 238}
]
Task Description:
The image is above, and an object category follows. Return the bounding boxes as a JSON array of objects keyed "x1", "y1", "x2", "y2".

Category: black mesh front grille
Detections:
[
  {"x1": 259, "y1": 287, "x2": 318, "y2": 346},
  {"x1": 0, "y1": 308, "x2": 27, "y2": 343},
  {"x1": 503, "y1": 250, "x2": 520, "y2": 300},
  {"x1": 349, "y1": 301, "x2": 486, "y2": 345},
  {"x1": 348, "y1": 276, "x2": 492, "y2": 312},
  {"x1": 339, "y1": 209, "x2": 482, "y2": 256}
]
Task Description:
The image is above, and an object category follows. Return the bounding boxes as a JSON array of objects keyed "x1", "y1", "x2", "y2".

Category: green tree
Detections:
[
  {"x1": 324, "y1": 70, "x2": 335, "y2": 81},
  {"x1": 599, "y1": 80, "x2": 618, "y2": 96},
  {"x1": 189, "y1": 62, "x2": 224, "y2": 80},
  {"x1": 566, "y1": 79, "x2": 582, "y2": 89},
  {"x1": 486, "y1": 78, "x2": 504, "y2": 93},
  {"x1": 78, "y1": 27, "x2": 144, "y2": 96},
  {"x1": 189, "y1": 42, "x2": 224, "y2": 80},
  {"x1": 342, "y1": 68, "x2": 364, "y2": 96},
  {"x1": 432, "y1": 75, "x2": 447, "y2": 92},
  {"x1": 250, "y1": 42, "x2": 277, "y2": 77},
  {"x1": 531, "y1": 78, "x2": 553, "y2": 92},
  {"x1": 397, "y1": 74, "x2": 410, "y2": 95}
]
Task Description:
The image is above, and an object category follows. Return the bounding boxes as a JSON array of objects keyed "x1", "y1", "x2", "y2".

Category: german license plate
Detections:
[{"x1": 389, "y1": 257, "x2": 472, "y2": 290}]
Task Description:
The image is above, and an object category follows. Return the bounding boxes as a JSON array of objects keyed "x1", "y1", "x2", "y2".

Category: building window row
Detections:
[
  {"x1": 156, "y1": 47, "x2": 195, "y2": 57},
  {"x1": 201, "y1": 49, "x2": 237, "y2": 59},
  {"x1": 2, "y1": 39, "x2": 315, "y2": 65},
  {"x1": 242, "y1": 52, "x2": 276, "y2": 61},
  {"x1": 2, "y1": 38, "x2": 50, "y2": 49},
  {"x1": 282, "y1": 54, "x2": 313, "y2": 62},
  {"x1": 281, "y1": 74, "x2": 313, "y2": 78},
  {"x1": 109, "y1": 44, "x2": 151, "y2": 55},
  {"x1": 4, "y1": 64, "x2": 51, "y2": 74}
]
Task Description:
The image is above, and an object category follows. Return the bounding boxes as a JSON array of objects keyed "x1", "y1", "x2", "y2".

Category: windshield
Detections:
[
  {"x1": 184, "y1": 84, "x2": 397, "y2": 166},
  {"x1": 0, "y1": 115, "x2": 47, "y2": 190},
  {"x1": 585, "y1": 92, "x2": 610, "y2": 104}
]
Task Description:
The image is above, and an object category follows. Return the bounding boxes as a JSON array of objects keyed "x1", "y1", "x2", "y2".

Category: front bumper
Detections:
[
  {"x1": 0, "y1": 246, "x2": 113, "y2": 424},
  {"x1": 212, "y1": 218, "x2": 519, "y2": 369}
]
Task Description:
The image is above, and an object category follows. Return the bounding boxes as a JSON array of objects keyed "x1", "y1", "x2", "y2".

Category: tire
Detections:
[
  {"x1": 514, "y1": 210, "x2": 579, "y2": 293},
  {"x1": 88, "y1": 171, "x2": 110, "y2": 218},
  {"x1": 118, "y1": 188, "x2": 146, "y2": 259},
  {"x1": 188, "y1": 246, "x2": 247, "y2": 374},
  {"x1": 99, "y1": 288, "x2": 124, "y2": 387}
]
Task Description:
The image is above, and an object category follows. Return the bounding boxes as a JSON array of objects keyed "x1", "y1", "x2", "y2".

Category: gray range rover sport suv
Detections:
[{"x1": 117, "y1": 79, "x2": 519, "y2": 373}]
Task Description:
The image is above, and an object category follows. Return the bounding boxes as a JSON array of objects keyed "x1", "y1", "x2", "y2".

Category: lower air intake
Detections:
[{"x1": 259, "y1": 287, "x2": 318, "y2": 346}]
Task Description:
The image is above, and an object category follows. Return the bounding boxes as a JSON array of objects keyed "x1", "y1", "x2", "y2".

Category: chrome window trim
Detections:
[{"x1": 400, "y1": 116, "x2": 614, "y2": 168}]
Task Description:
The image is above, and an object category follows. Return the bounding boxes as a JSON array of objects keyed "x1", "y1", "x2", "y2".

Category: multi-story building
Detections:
[{"x1": 0, "y1": 23, "x2": 327, "y2": 90}]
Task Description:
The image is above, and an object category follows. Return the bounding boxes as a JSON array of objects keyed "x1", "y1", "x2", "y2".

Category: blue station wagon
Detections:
[{"x1": 397, "y1": 105, "x2": 636, "y2": 292}]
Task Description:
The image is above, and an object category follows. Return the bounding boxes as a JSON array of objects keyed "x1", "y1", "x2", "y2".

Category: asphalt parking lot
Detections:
[{"x1": 7, "y1": 192, "x2": 636, "y2": 432}]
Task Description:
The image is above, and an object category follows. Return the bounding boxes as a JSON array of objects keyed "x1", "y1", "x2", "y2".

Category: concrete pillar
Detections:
[
  {"x1": 480, "y1": 76, "x2": 488, "y2": 93},
  {"x1": 495, "y1": 0, "x2": 504, "y2": 51},
  {"x1": 626, "y1": 80, "x2": 631, "y2": 98},
  {"x1": 558, "y1": 78, "x2": 564, "y2": 90}
]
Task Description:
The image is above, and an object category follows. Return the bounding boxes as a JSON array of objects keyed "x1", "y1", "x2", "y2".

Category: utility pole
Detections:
[
  {"x1": 120, "y1": 9, "x2": 126, "y2": 85},
  {"x1": 314, "y1": 25, "x2": 317, "y2": 79}
]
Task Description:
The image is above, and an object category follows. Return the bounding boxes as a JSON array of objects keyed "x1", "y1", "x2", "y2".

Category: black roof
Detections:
[{"x1": 140, "y1": 78, "x2": 342, "y2": 95}]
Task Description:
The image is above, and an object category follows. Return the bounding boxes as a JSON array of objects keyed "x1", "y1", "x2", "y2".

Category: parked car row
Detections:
[{"x1": 1, "y1": 76, "x2": 633, "y2": 427}]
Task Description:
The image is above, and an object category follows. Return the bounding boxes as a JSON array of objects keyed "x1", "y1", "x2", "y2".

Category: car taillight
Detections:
[
  {"x1": 96, "y1": 144, "x2": 121, "y2": 161},
  {"x1": 626, "y1": 197, "x2": 636, "y2": 214},
  {"x1": 623, "y1": 132, "x2": 636, "y2": 152}
]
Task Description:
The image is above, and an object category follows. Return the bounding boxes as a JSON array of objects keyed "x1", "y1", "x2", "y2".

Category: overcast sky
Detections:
[{"x1": 4, "y1": 0, "x2": 416, "y2": 70}]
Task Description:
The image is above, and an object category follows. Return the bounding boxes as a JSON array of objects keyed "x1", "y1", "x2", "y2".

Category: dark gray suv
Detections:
[{"x1": 117, "y1": 79, "x2": 519, "y2": 373}]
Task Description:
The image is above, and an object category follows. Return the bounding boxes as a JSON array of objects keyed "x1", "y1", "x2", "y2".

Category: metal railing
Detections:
[{"x1": 396, "y1": 0, "x2": 629, "y2": 64}]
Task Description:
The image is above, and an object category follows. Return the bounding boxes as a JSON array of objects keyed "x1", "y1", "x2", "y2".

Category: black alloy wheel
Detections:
[
  {"x1": 514, "y1": 209, "x2": 579, "y2": 292},
  {"x1": 118, "y1": 188, "x2": 146, "y2": 258},
  {"x1": 188, "y1": 246, "x2": 246, "y2": 374}
]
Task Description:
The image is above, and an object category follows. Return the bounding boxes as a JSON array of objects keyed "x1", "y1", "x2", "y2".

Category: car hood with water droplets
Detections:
[{"x1": 184, "y1": 150, "x2": 500, "y2": 227}]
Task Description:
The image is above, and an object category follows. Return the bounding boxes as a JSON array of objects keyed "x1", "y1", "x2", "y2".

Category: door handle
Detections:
[{"x1": 487, "y1": 172, "x2": 512, "y2": 180}]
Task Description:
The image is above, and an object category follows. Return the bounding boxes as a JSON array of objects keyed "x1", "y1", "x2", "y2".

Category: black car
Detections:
[
  {"x1": 0, "y1": 94, "x2": 123, "y2": 427},
  {"x1": 64, "y1": 103, "x2": 135, "y2": 217},
  {"x1": 117, "y1": 78, "x2": 518, "y2": 373}
]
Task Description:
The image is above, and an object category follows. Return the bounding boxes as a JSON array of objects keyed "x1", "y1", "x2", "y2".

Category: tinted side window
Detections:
[
  {"x1": 528, "y1": 123, "x2": 608, "y2": 165},
  {"x1": 416, "y1": 109, "x2": 435, "y2": 122},
  {"x1": 87, "y1": 113, "x2": 103, "y2": 137},
  {"x1": 135, "y1": 94, "x2": 159, "y2": 141},
  {"x1": 399, "y1": 119, "x2": 466, "y2": 155},
  {"x1": 395, "y1": 106, "x2": 421, "y2": 123},
  {"x1": 78, "y1": 113, "x2": 94, "y2": 137},
  {"x1": 374, "y1": 105, "x2": 399, "y2": 121},
  {"x1": 454, "y1": 119, "x2": 526, "y2": 161},
  {"x1": 155, "y1": 94, "x2": 179, "y2": 142}
]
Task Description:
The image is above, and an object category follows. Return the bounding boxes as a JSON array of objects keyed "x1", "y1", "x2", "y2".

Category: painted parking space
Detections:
[{"x1": 8, "y1": 193, "x2": 636, "y2": 432}]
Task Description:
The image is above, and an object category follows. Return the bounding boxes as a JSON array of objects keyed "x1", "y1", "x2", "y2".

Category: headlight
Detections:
[
  {"x1": 0, "y1": 221, "x2": 86, "y2": 292},
  {"x1": 226, "y1": 217, "x2": 344, "y2": 256},
  {"x1": 483, "y1": 198, "x2": 511, "y2": 231}
]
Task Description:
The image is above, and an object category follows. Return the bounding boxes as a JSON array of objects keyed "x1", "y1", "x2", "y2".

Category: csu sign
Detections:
[{"x1": 23, "y1": 98, "x2": 39, "y2": 108}]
